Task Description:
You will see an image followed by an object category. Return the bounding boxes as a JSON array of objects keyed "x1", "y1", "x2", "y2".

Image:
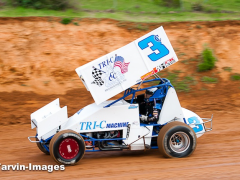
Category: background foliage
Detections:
[
  {"x1": 198, "y1": 47, "x2": 217, "y2": 72},
  {"x1": 5, "y1": 0, "x2": 79, "y2": 10}
]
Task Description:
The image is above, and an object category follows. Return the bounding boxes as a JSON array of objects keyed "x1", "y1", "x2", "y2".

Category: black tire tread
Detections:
[
  {"x1": 36, "y1": 137, "x2": 50, "y2": 155},
  {"x1": 157, "y1": 121, "x2": 197, "y2": 158},
  {"x1": 49, "y1": 130, "x2": 85, "y2": 165}
]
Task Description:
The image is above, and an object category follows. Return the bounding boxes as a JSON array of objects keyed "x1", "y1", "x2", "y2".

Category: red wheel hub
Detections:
[{"x1": 59, "y1": 138, "x2": 79, "y2": 159}]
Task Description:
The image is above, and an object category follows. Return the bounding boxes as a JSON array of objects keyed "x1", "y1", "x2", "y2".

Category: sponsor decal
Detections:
[
  {"x1": 91, "y1": 67, "x2": 105, "y2": 86},
  {"x1": 132, "y1": 121, "x2": 139, "y2": 126},
  {"x1": 128, "y1": 105, "x2": 138, "y2": 109},
  {"x1": 58, "y1": 158, "x2": 75, "y2": 165},
  {"x1": 106, "y1": 122, "x2": 129, "y2": 128},
  {"x1": 153, "y1": 110, "x2": 158, "y2": 118},
  {"x1": 77, "y1": 108, "x2": 84, "y2": 115},
  {"x1": 138, "y1": 35, "x2": 169, "y2": 61},
  {"x1": 156, "y1": 57, "x2": 176, "y2": 71},
  {"x1": 63, "y1": 133, "x2": 82, "y2": 140},
  {"x1": 140, "y1": 57, "x2": 176, "y2": 80},
  {"x1": 79, "y1": 120, "x2": 129, "y2": 130},
  {"x1": 126, "y1": 124, "x2": 131, "y2": 138},
  {"x1": 114, "y1": 55, "x2": 130, "y2": 74},
  {"x1": 141, "y1": 67, "x2": 158, "y2": 80},
  {"x1": 91, "y1": 54, "x2": 130, "y2": 91},
  {"x1": 97, "y1": 56, "x2": 115, "y2": 70}
]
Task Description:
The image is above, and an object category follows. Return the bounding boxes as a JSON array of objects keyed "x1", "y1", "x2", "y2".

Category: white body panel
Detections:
[
  {"x1": 182, "y1": 108, "x2": 205, "y2": 138},
  {"x1": 63, "y1": 101, "x2": 139, "y2": 133},
  {"x1": 158, "y1": 87, "x2": 185, "y2": 124},
  {"x1": 30, "y1": 99, "x2": 68, "y2": 139},
  {"x1": 31, "y1": 98, "x2": 60, "y2": 129},
  {"x1": 125, "y1": 126, "x2": 153, "y2": 148},
  {"x1": 31, "y1": 89, "x2": 205, "y2": 142}
]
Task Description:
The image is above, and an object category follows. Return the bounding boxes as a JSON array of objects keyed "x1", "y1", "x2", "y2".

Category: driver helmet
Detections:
[
  {"x1": 145, "y1": 87, "x2": 158, "y2": 95},
  {"x1": 145, "y1": 88, "x2": 158, "y2": 102}
]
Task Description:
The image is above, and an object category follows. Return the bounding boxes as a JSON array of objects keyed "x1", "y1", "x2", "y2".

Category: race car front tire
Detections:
[
  {"x1": 49, "y1": 130, "x2": 85, "y2": 165},
  {"x1": 157, "y1": 121, "x2": 197, "y2": 158}
]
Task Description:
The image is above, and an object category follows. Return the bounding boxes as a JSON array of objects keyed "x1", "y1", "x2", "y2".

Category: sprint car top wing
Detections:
[{"x1": 76, "y1": 26, "x2": 178, "y2": 105}]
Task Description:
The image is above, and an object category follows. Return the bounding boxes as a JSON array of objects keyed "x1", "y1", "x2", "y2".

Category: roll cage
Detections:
[{"x1": 104, "y1": 78, "x2": 173, "y2": 108}]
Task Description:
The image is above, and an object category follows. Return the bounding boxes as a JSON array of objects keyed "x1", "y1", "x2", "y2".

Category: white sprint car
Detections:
[{"x1": 28, "y1": 26, "x2": 213, "y2": 165}]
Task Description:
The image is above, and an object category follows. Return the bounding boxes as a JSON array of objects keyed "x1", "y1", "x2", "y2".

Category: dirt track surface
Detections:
[{"x1": 1, "y1": 17, "x2": 240, "y2": 179}]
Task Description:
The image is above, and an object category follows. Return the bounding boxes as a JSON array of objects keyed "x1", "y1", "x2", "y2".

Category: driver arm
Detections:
[{"x1": 147, "y1": 108, "x2": 160, "y2": 122}]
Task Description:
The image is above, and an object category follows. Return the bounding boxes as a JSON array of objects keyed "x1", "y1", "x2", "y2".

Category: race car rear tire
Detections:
[
  {"x1": 49, "y1": 130, "x2": 85, "y2": 165},
  {"x1": 157, "y1": 121, "x2": 197, "y2": 158},
  {"x1": 36, "y1": 137, "x2": 50, "y2": 155}
]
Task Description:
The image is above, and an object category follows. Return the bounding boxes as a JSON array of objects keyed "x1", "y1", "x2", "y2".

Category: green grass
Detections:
[
  {"x1": 136, "y1": 24, "x2": 149, "y2": 31},
  {"x1": 231, "y1": 73, "x2": 240, "y2": 80},
  {"x1": 0, "y1": 1, "x2": 240, "y2": 23},
  {"x1": 198, "y1": 47, "x2": 217, "y2": 72},
  {"x1": 222, "y1": 67, "x2": 232, "y2": 72},
  {"x1": 183, "y1": 0, "x2": 240, "y2": 12},
  {"x1": 179, "y1": 52, "x2": 186, "y2": 57},
  {"x1": 158, "y1": 72, "x2": 198, "y2": 93},
  {"x1": 189, "y1": 58, "x2": 200, "y2": 62},
  {"x1": 61, "y1": 18, "x2": 72, "y2": 24},
  {"x1": 174, "y1": 81, "x2": 190, "y2": 92},
  {"x1": 162, "y1": 72, "x2": 192, "y2": 92},
  {"x1": 180, "y1": 59, "x2": 189, "y2": 64},
  {"x1": 196, "y1": 25, "x2": 202, "y2": 29},
  {"x1": 60, "y1": 17, "x2": 72, "y2": 24},
  {"x1": 73, "y1": 22, "x2": 79, "y2": 26},
  {"x1": 0, "y1": 7, "x2": 83, "y2": 17},
  {"x1": 80, "y1": 0, "x2": 240, "y2": 13},
  {"x1": 201, "y1": 76, "x2": 218, "y2": 83},
  {"x1": 80, "y1": 0, "x2": 181, "y2": 12},
  {"x1": 184, "y1": 76, "x2": 197, "y2": 85},
  {"x1": 3, "y1": 0, "x2": 239, "y2": 15},
  {"x1": 198, "y1": 0, "x2": 240, "y2": 12},
  {"x1": 172, "y1": 70, "x2": 182, "y2": 74}
]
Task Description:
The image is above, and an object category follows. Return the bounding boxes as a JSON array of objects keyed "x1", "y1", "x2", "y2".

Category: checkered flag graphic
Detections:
[{"x1": 91, "y1": 67, "x2": 105, "y2": 86}]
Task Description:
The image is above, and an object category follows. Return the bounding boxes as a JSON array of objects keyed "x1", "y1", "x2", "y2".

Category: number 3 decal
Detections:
[
  {"x1": 188, "y1": 116, "x2": 204, "y2": 133},
  {"x1": 138, "y1": 35, "x2": 169, "y2": 61}
]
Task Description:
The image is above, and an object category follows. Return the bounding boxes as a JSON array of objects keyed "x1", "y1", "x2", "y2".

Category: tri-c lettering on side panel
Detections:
[
  {"x1": 80, "y1": 121, "x2": 106, "y2": 130},
  {"x1": 79, "y1": 121, "x2": 129, "y2": 131}
]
